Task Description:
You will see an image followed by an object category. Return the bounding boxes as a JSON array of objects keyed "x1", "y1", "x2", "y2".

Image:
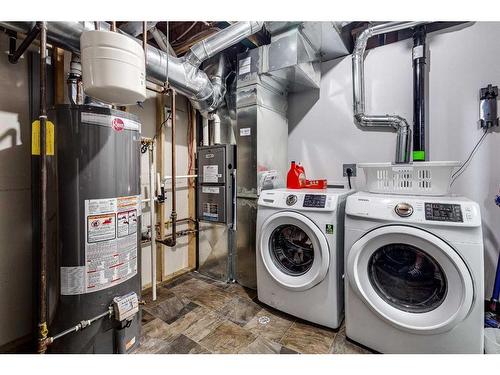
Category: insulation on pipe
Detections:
[{"x1": 150, "y1": 27, "x2": 177, "y2": 56}]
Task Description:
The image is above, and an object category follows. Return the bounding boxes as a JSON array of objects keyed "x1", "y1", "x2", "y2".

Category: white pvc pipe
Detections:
[
  {"x1": 212, "y1": 113, "x2": 221, "y2": 145},
  {"x1": 149, "y1": 147, "x2": 157, "y2": 301},
  {"x1": 202, "y1": 116, "x2": 209, "y2": 146},
  {"x1": 163, "y1": 174, "x2": 197, "y2": 182}
]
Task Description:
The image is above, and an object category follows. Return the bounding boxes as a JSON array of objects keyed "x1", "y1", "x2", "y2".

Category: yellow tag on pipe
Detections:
[{"x1": 31, "y1": 120, "x2": 55, "y2": 156}]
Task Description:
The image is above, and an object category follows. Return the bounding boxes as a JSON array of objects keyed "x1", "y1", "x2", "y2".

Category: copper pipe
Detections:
[
  {"x1": 157, "y1": 229, "x2": 197, "y2": 245},
  {"x1": 163, "y1": 89, "x2": 177, "y2": 247},
  {"x1": 38, "y1": 21, "x2": 49, "y2": 354},
  {"x1": 111, "y1": 21, "x2": 116, "y2": 32}
]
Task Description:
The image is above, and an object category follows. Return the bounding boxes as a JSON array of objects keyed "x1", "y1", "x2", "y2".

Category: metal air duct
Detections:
[
  {"x1": 352, "y1": 21, "x2": 429, "y2": 164},
  {"x1": 0, "y1": 21, "x2": 264, "y2": 112}
]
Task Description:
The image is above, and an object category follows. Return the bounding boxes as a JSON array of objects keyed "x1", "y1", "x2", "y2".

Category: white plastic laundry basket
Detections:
[{"x1": 358, "y1": 161, "x2": 461, "y2": 196}]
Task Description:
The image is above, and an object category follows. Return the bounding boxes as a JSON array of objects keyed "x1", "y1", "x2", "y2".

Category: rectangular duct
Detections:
[
  {"x1": 263, "y1": 27, "x2": 321, "y2": 92},
  {"x1": 235, "y1": 48, "x2": 288, "y2": 289},
  {"x1": 250, "y1": 22, "x2": 352, "y2": 93}
]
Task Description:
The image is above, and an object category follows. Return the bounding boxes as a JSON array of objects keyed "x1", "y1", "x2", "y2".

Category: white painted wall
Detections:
[
  {"x1": 288, "y1": 22, "x2": 500, "y2": 298},
  {"x1": 0, "y1": 33, "x2": 33, "y2": 346}
]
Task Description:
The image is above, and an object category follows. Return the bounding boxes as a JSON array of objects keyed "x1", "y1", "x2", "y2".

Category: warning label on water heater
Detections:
[{"x1": 60, "y1": 195, "x2": 140, "y2": 295}]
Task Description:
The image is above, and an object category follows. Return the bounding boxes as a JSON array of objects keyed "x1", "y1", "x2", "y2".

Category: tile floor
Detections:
[{"x1": 133, "y1": 271, "x2": 371, "y2": 354}]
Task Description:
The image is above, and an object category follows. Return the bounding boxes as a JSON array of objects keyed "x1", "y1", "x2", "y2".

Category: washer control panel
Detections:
[
  {"x1": 258, "y1": 189, "x2": 348, "y2": 211},
  {"x1": 425, "y1": 203, "x2": 463, "y2": 222},
  {"x1": 303, "y1": 194, "x2": 327, "y2": 208}
]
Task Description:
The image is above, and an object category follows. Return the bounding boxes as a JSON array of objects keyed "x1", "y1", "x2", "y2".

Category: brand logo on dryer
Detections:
[{"x1": 286, "y1": 195, "x2": 297, "y2": 206}]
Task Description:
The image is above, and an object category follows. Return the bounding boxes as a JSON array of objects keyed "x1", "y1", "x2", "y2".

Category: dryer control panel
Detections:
[{"x1": 345, "y1": 192, "x2": 481, "y2": 227}]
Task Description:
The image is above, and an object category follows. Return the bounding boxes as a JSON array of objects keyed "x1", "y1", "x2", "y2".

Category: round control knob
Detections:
[
  {"x1": 395, "y1": 202, "x2": 414, "y2": 217},
  {"x1": 286, "y1": 195, "x2": 297, "y2": 206}
]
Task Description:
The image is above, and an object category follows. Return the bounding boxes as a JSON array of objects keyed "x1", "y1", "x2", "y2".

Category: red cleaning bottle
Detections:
[
  {"x1": 297, "y1": 163, "x2": 306, "y2": 187},
  {"x1": 287, "y1": 161, "x2": 305, "y2": 189}
]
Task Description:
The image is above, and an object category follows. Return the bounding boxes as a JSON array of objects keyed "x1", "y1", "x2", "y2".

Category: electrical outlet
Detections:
[{"x1": 343, "y1": 163, "x2": 357, "y2": 177}]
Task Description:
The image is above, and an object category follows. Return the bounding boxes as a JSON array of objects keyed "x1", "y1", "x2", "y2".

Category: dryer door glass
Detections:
[
  {"x1": 368, "y1": 244, "x2": 447, "y2": 313},
  {"x1": 269, "y1": 224, "x2": 314, "y2": 276}
]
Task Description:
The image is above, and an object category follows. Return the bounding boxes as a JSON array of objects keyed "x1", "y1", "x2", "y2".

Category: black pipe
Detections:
[
  {"x1": 37, "y1": 21, "x2": 49, "y2": 354},
  {"x1": 8, "y1": 31, "x2": 17, "y2": 61},
  {"x1": 412, "y1": 25, "x2": 427, "y2": 161},
  {"x1": 8, "y1": 23, "x2": 42, "y2": 64}
]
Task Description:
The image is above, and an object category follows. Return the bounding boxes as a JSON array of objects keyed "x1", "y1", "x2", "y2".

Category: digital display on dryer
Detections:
[
  {"x1": 425, "y1": 203, "x2": 463, "y2": 222},
  {"x1": 303, "y1": 194, "x2": 326, "y2": 208}
]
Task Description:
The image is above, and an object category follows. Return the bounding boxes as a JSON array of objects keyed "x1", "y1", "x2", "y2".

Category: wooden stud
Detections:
[{"x1": 53, "y1": 47, "x2": 65, "y2": 105}]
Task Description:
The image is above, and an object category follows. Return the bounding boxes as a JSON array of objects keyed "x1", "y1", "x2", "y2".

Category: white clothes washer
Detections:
[
  {"x1": 344, "y1": 192, "x2": 484, "y2": 353},
  {"x1": 256, "y1": 188, "x2": 353, "y2": 329}
]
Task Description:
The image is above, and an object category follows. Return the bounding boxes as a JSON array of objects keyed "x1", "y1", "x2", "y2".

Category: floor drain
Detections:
[{"x1": 258, "y1": 316, "x2": 270, "y2": 325}]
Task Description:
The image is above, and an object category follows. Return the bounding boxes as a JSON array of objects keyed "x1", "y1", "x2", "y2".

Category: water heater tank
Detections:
[
  {"x1": 81, "y1": 30, "x2": 146, "y2": 105},
  {"x1": 45, "y1": 105, "x2": 142, "y2": 353}
]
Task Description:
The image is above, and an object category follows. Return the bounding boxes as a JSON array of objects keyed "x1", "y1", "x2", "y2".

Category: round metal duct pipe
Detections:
[{"x1": 0, "y1": 21, "x2": 264, "y2": 112}]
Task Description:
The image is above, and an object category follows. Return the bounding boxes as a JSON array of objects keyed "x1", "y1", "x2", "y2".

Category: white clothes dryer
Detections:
[{"x1": 344, "y1": 192, "x2": 484, "y2": 353}]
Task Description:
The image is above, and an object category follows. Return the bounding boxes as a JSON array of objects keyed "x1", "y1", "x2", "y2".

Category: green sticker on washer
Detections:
[{"x1": 326, "y1": 224, "x2": 334, "y2": 234}]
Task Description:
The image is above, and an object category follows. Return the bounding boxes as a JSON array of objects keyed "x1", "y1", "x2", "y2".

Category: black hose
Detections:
[{"x1": 346, "y1": 168, "x2": 353, "y2": 189}]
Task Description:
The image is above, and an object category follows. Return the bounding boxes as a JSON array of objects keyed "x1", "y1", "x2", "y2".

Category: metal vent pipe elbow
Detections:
[
  {"x1": 185, "y1": 21, "x2": 264, "y2": 67},
  {"x1": 352, "y1": 21, "x2": 428, "y2": 163}
]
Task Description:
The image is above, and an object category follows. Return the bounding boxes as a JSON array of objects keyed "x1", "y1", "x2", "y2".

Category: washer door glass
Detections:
[
  {"x1": 259, "y1": 211, "x2": 330, "y2": 291},
  {"x1": 347, "y1": 225, "x2": 474, "y2": 334},
  {"x1": 368, "y1": 243, "x2": 447, "y2": 313},
  {"x1": 270, "y1": 224, "x2": 314, "y2": 276}
]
